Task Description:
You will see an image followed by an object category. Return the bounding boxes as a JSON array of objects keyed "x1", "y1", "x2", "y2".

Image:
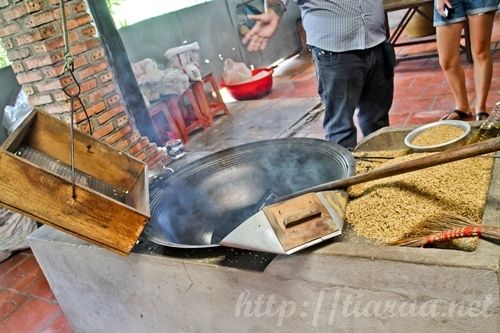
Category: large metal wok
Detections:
[{"x1": 145, "y1": 138, "x2": 355, "y2": 248}]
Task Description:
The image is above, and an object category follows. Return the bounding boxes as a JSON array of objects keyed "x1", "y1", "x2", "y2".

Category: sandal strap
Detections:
[
  {"x1": 441, "y1": 109, "x2": 471, "y2": 121},
  {"x1": 475, "y1": 112, "x2": 489, "y2": 121}
]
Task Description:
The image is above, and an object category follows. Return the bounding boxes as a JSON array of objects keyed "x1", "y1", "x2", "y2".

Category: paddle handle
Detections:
[{"x1": 279, "y1": 137, "x2": 500, "y2": 201}]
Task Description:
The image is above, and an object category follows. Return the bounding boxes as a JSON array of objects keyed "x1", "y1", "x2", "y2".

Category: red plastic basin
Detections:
[{"x1": 221, "y1": 68, "x2": 273, "y2": 100}]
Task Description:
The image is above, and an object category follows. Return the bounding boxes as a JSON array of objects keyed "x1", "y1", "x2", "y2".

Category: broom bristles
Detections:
[{"x1": 388, "y1": 213, "x2": 500, "y2": 247}]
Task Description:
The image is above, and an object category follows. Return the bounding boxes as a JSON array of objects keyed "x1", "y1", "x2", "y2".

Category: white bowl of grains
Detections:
[{"x1": 404, "y1": 120, "x2": 471, "y2": 152}]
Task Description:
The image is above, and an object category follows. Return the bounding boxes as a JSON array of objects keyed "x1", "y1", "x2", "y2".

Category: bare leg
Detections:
[
  {"x1": 436, "y1": 22, "x2": 470, "y2": 119},
  {"x1": 468, "y1": 12, "x2": 495, "y2": 118}
]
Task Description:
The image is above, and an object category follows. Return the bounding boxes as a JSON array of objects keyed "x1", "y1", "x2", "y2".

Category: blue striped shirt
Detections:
[{"x1": 283, "y1": 0, "x2": 387, "y2": 52}]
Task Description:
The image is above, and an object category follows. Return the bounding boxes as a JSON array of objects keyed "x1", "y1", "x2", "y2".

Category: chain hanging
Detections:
[{"x1": 58, "y1": 0, "x2": 93, "y2": 198}]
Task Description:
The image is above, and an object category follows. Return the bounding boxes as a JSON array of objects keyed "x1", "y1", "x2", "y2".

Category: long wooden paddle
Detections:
[{"x1": 276, "y1": 136, "x2": 500, "y2": 202}]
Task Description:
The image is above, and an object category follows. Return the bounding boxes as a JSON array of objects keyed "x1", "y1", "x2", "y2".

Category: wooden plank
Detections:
[
  {"x1": 383, "y1": 0, "x2": 433, "y2": 12},
  {"x1": 127, "y1": 168, "x2": 150, "y2": 216},
  {"x1": 0, "y1": 152, "x2": 148, "y2": 254},
  {"x1": 1, "y1": 109, "x2": 35, "y2": 154},
  {"x1": 0, "y1": 201, "x2": 132, "y2": 256},
  {"x1": 0, "y1": 110, "x2": 150, "y2": 255},
  {"x1": 26, "y1": 111, "x2": 145, "y2": 190}
]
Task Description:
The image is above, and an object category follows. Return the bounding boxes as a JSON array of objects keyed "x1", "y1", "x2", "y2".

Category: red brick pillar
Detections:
[{"x1": 0, "y1": 0, "x2": 166, "y2": 168}]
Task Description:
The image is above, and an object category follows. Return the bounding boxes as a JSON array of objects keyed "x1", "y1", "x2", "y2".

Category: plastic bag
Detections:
[
  {"x1": 0, "y1": 208, "x2": 37, "y2": 262},
  {"x1": 222, "y1": 59, "x2": 252, "y2": 85},
  {"x1": 159, "y1": 68, "x2": 190, "y2": 96},
  {"x1": 2, "y1": 89, "x2": 33, "y2": 135},
  {"x1": 131, "y1": 58, "x2": 162, "y2": 85},
  {"x1": 132, "y1": 58, "x2": 190, "y2": 103}
]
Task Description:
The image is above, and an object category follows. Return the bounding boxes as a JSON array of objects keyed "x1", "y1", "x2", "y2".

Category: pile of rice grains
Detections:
[
  {"x1": 411, "y1": 125, "x2": 464, "y2": 146},
  {"x1": 346, "y1": 129, "x2": 495, "y2": 249}
]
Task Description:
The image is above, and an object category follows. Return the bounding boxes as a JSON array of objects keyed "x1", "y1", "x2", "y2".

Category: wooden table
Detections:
[{"x1": 383, "y1": 0, "x2": 472, "y2": 63}]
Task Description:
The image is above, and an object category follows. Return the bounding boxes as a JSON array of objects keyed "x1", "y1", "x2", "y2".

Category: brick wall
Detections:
[{"x1": 0, "y1": 0, "x2": 166, "y2": 168}]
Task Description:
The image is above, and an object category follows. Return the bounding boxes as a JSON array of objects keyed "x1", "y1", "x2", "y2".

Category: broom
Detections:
[{"x1": 388, "y1": 213, "x2": 500, "y2": 247}]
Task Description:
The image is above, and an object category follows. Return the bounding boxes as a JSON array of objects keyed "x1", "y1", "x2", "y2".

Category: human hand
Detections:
[
  {"x1": 241, "y1": 10, "x2": 281, "y2": 52},
  {"x1": 435, "y1": 0, "x2": 452, "y2": 17}
]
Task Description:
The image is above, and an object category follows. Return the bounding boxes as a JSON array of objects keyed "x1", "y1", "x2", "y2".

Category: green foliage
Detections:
[
  {"x1": 0, "y1": 45, "x2": 10, "y2": 68},
  {"x1": 106, "y1": 0, "x2": 124, "y2": 12},
  {"x1": 106, "y1": 0, "x2": 128, "y2": 28}
]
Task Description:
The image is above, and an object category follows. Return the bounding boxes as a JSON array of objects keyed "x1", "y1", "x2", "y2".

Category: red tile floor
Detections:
[{"x1": 1, "y1": 15, "x2": 499, "y2": 333}]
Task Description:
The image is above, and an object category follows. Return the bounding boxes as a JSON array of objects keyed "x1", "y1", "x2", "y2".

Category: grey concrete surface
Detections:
[
  {"x1": 29, "y1": 225, "x2": 499, "y2": 333},
  {"x1": 185, "y1": 97, "x2": 321, "y2": 153}
]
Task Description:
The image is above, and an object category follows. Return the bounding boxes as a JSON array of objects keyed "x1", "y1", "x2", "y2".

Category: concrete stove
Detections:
[{"x1": 28, "y1": 126, "x2": 500, "y2": 333}]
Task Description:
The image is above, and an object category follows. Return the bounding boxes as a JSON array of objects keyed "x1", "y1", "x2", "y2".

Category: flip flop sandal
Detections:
[
  {"x1": 475, "y1": 112, "x2": 489, "y2": 121},
  {"x1": 440, "y1": 109, "x2": 472, "y2": 121}
]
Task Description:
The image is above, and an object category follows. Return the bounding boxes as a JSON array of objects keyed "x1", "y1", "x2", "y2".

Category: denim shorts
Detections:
[{"x1": 433, "y1": 0, "x2": 499, "y2": 27}]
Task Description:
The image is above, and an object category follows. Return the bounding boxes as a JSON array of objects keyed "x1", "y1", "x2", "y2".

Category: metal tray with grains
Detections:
[{"x1": 335, "y1": 125, "x2": 499, "y2": 251}]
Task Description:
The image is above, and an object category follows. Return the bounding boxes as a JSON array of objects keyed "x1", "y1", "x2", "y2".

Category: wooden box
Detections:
[{"x1": 0, "y1": 110, "x2": 150, "y2": 255}]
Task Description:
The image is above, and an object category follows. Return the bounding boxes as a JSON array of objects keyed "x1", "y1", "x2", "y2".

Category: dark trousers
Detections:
[{"x1": 311, "y1": 41, "x2": 395, "y2": 149}]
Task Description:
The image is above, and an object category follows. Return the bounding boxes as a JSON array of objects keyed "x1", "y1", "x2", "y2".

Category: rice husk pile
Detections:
[
  {"x1": 411, "y1": 125, "x2": 464, "y2": 146},
  {"x1": 346, "y1": 153, "x2": 495, "y2": 245}
]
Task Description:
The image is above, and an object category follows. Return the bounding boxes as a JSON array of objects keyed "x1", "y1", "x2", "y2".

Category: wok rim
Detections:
[{"x1": 145, "y1": 137, "x2": 355, "y2": 248}]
